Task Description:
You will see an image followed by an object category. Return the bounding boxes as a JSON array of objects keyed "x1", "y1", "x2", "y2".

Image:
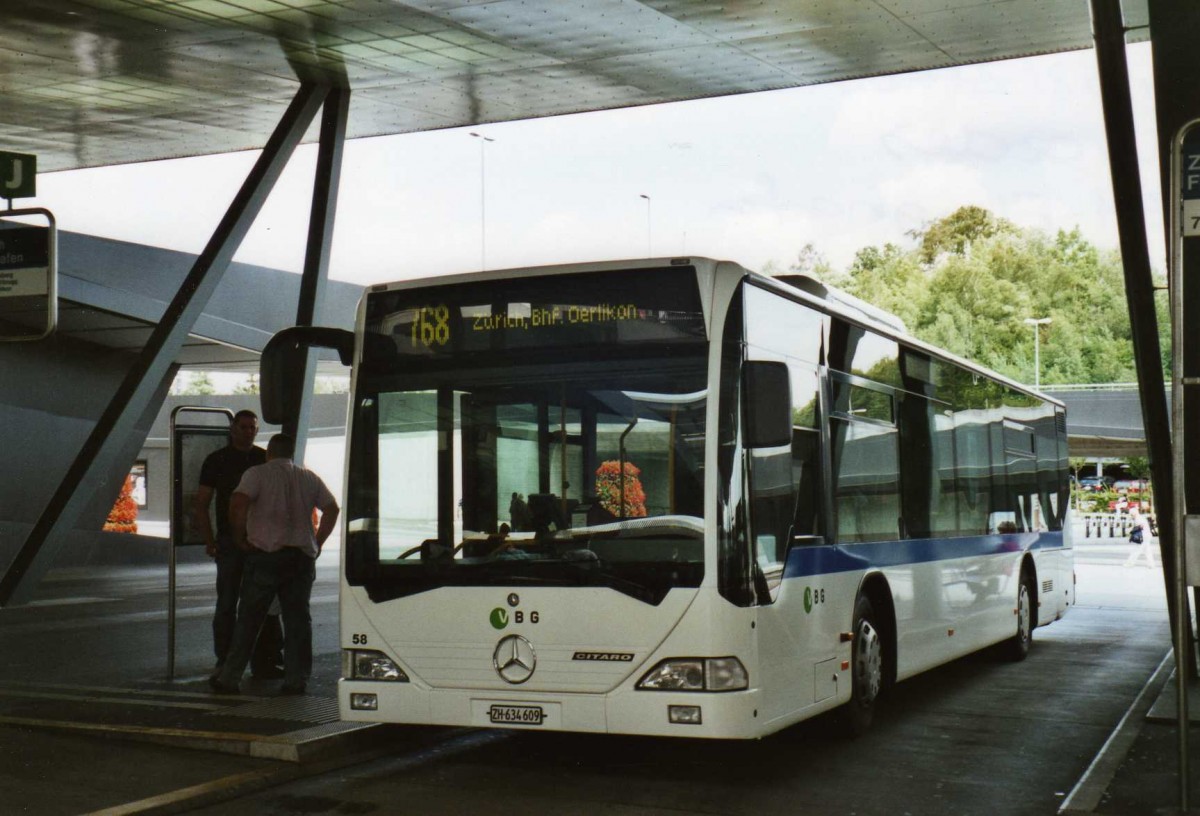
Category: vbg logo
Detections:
[
  {"x1": 490, "y1": 607, "x2": 510, "y2": 629},
  {"x1": 804, "y1": 587, "x2": 826, "y2": 613}
]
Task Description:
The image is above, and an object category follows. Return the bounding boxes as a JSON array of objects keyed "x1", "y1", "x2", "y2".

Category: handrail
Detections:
[{"x1": 1043, "y1": 382, "x2": 1146, "y2": 392}]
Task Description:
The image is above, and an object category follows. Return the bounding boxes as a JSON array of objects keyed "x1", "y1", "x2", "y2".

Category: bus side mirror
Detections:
[
  {"x1": 260, "y1": 326, "x2": 356, "y2": 426},
  {"x1": 742, "y1": 361, "x2": 792, "y2": 448}
]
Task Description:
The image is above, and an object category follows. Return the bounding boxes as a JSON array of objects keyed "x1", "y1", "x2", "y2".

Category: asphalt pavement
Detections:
[{"x1": 0, "y1": 532, "x2": 1188, "y2": 815}]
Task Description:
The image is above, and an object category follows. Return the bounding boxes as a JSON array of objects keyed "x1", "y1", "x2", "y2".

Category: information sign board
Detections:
[
  {"x1": 0, "y1": 209, "x2": 56, "y2": 341},
  {"x1": 1184, "y1": 129, "x2": 1200, "y2": 237},
  {"x1": 0, "y1": 225, "x2": 50, "y2": 294}
]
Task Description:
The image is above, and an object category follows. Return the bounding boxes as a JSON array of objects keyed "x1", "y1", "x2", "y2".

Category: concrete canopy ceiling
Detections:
[{"x1": 3, "y1": 0, "x2": 1150, "y2": 173}]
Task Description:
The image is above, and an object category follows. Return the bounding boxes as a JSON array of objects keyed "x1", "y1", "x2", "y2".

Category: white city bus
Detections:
[{"x1": 264, "y1": 258, "x2": 1073, "y2": 739}]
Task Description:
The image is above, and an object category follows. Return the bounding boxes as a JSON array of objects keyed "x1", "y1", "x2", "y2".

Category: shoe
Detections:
[
  {"x1": 208, "y1": 676, "x2": 239, "y2": 695},
  {"x1": 279, "y1": 684, "x2": 306, "y2": 696},
  {"x1": 252, "y1": 665, "x2": 285, "y2": 679}
]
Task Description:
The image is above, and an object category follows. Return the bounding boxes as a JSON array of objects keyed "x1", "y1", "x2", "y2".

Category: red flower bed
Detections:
[{"x1": 595, "y1": 460, "x2": 647, "y2": 518}]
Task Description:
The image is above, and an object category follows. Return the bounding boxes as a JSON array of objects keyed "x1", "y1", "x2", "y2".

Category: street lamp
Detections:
[
  {"x1": 470, "y1": 132, "x2": 494, "y2": 269},
  {"x1": 639, "y1": 194, "x2": 651, "y2": 256},
  {"x1": 1023, "y1": 317, "x2": 1052, "y2": 389}
]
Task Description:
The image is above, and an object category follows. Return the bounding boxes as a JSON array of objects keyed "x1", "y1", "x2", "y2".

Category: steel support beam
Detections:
[
  {"x1": 0, "y1": 82, "x2": 329, "y2": 607},
  {"x1": 1149, "y1": 0, "x2": 1200, "y2": 808},
  {"x1": 286, "y1": 86, "x2": 349, "y2": 464},
  {"x1": 1090, "y1": 0, "x2": 1185, "y2": 656}
]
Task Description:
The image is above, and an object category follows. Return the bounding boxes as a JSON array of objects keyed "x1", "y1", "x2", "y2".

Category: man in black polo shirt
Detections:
[{"x1": 192, "y1": 409, "x2": 283, "y2": 678}]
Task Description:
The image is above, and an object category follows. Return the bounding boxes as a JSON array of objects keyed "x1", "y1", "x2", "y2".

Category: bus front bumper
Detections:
[{"x1": 339, "y1": 680, "x2": 766, "y2": 739}]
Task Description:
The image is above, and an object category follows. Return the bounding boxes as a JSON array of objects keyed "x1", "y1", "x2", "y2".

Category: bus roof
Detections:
[
  {"x1": 748, "y1": 267, "x2": 1065, "y2": 410},
  {"x1": 363, "y1": 257, "x2": 1065, "y2": 411}
]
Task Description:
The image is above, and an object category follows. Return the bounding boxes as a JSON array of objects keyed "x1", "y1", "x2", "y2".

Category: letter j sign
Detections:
[{"x1": 0, "y1": 152, "x2": 36, "y2": 200}]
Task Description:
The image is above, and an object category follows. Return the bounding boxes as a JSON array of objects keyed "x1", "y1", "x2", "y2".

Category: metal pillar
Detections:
[
  {"x1": 1153, "y1": 0, "x2": 1200, "y2": 649},
  {"x1": 0, "y1": 82, "x2": 329, "y2": 607},
  {"x1": 1149, "y1": 0, "x2": 1200, "y2": 807},
  {"x1": 1090, "y1": 0, "x2": 1186, "y2": 659},
  {"x1": 286, "y1": 86, "x2": 350, "y2": 464},
  {"x1": 1171, "y1": 118, "x2": 1200, "y2": 811}
]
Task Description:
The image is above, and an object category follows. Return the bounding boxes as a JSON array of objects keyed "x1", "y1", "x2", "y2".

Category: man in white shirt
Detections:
[{"x1": 209, "y1": 433, "x2": 339, "y2": 695}]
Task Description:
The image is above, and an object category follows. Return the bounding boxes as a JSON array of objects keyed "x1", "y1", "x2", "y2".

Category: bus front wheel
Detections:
[{"x1": 842, "y1": 594, "x2": 882, "y2": 737}]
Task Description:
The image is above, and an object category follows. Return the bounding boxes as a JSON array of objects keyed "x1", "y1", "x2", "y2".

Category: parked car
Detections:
[
  {"x1": 1113, "y1": 479, "x2": 1146, "y2": 494},
  {"x1": 1079, "y1": 476, "x2": 1114, "y2": 492}
]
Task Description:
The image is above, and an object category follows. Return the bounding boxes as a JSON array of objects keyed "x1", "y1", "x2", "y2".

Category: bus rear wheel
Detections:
[
  {"x1": 842, "y1": 594, "x2": 882, "y2": 737},
  {"x1": 1002, "y1": 569, "x2": 1035, "y2": 662}
]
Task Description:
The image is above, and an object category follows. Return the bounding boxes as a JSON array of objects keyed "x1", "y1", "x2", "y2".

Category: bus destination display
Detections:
[
  {"x1": 367, "y1": 268, "x2": 706, "y2": 358},
  {"x1": 406, "y1": 301, "x2": 646, "y2": 351}
]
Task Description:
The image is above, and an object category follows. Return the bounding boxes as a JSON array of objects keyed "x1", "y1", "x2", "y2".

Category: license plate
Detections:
[{"x1": 488, "y1": 704, "x2": 544, "y2": 726}]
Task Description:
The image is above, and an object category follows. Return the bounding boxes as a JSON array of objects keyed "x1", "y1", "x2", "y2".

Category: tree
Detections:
[
  {"x1": 822, "y1": 206, "x2": 1153, "y2": 386},
  {"x1": 908, "y1": 205, "x2": 1016, "y2": 264},
  {"x1": 1126, "y1": 456, "x2": 1152, "y2": 480},
  {"x1": 233, "y1": 374, "x2": 260, "y2": 395},
  {"x1": 314, "y1": 375, "x2": 350, "y2": 394},
  {"x1": 764, "y1": 242, "x2": 834, "y2": 281},
  {"x1": 789, "y1": 243, "x2": 834, "y2": 279},
  {"x1": 170, "y1": 371, "x2": 216, "y2": 395},
  {"x1": 1069, "y1": 457, "x2": 1090, "y2": 478},
  {"x1": 830, "y1": 243, "x2": 926, "y2": 330}
]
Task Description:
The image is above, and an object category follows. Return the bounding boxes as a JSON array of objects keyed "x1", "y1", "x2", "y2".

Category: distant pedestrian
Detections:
[
  {"x1": 209, "y1": 433, "x2": 339, "y2": 696},
  {"x1": 192, "y1": 409, "x2": 283, "y2": 679},
  {"x1": 1123, "y1": 506, "x2": 1156, "y2": 568}
]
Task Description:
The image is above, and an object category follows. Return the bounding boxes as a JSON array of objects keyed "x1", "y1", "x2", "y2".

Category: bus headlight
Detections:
[
  {"x1": 636, "y1": 657, "x2": 748, "y2": 692},
  {"x1": 345, "y1": 649, "x2": 409, "y2": 682}
]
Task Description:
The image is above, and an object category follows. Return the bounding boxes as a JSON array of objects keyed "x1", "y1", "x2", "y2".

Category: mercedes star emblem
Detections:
[{"x1": 493, "y1": 634, "x2": 537, "y2": 684}]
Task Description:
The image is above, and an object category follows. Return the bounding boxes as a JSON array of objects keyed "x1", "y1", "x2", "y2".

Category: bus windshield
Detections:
[{"x1": 346, "y1": 268, "x2": 709, "y2": 605}]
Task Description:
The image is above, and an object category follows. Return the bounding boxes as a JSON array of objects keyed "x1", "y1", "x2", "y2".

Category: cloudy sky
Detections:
[{"x1": 31, "y1": 42, "x2": 1163, "y2": 286}]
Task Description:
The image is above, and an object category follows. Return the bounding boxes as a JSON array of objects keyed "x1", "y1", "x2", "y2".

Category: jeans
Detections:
[
  {"x1": 212, "y1": 542, "x2": 243, "y2": 663},
  {"x1": 213, "y1": 536, "x2": 283, "y2": 672},
  {"x1": 216, "y1": 547, "x2": 316, "y2": 690}
]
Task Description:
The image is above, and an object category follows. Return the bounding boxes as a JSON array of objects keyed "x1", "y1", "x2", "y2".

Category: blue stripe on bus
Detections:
[{"x1": 781, "y1": 532, "x2": 1066, "y2": 579}]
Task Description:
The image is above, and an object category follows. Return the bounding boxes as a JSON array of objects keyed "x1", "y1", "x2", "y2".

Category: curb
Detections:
[
  {"x1": 78, "y1": 726, "x2": 470, "y2": 816},
  {"x1": 1058, "y1": 650, "x2": 1174, "y2": 814},
  {"x1": 0, "y1": 713, "x2": 383, "y2": 763}
]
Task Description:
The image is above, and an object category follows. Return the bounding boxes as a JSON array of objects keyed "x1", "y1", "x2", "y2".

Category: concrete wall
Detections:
[{"x1": 0, "y1": 328, "x2": 174, "y2": 569}]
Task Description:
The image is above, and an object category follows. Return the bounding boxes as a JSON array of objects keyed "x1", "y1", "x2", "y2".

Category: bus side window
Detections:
[
  {"x1": 790, "y1": 365, "x2": 823, "y2": 541},
  {"x1": 829, "y1": 375, "x2": 900, "y2": 544},
  {"x1": 749, "y1": 446, "x2": 792, "y2": 591},
  {"x1": 831, "y1": 416, "x2": 901, "y2": 543},
  {"x1": 747, "y1": 362, "x2": 825, "y2": 598},
  {"x1": 744, "y1": 360, "x2": 794, "y2": 595},
  {"x1": 741, "y1": 287, "x2": 829, "y2": 597}
]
